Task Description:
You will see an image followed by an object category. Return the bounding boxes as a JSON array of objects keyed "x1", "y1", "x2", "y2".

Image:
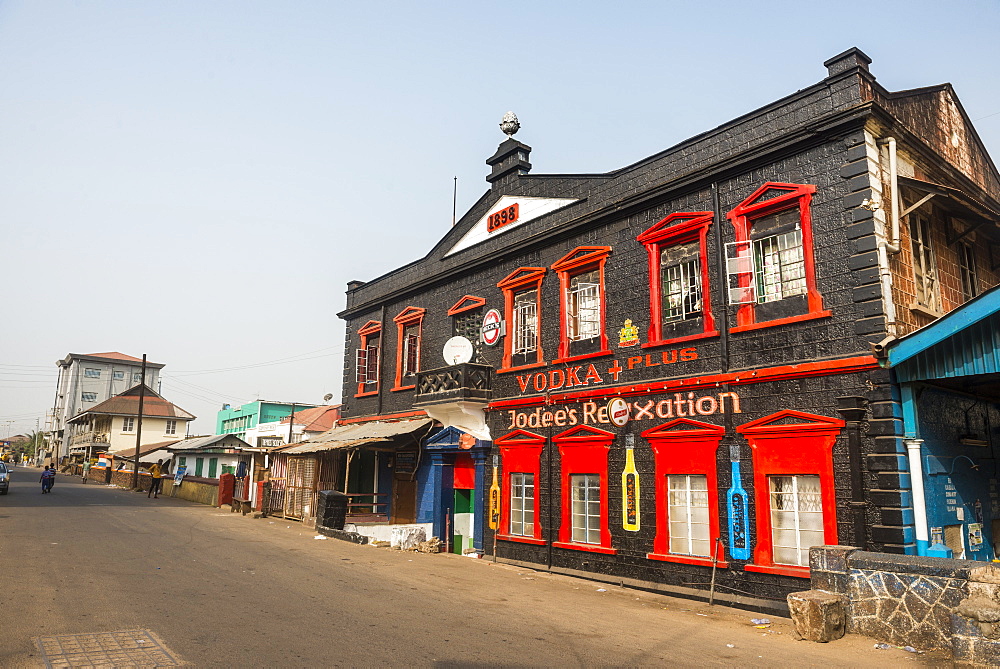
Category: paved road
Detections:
[{"x1": 0, "y1": 467, "x2": 937, "y2": 667}]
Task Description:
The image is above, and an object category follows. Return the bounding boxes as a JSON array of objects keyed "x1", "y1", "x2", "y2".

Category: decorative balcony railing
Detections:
[
  {"x1": 414, "y1": 363, "x2": 492, "y2": 406},
  {"x1": 69, "y1": 431, "x2": 109, "y2": 446}
]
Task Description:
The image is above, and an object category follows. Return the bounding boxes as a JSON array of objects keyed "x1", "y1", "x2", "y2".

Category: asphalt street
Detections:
[{"x1": 0, "y1": 467, "x2": 941, "y2": 667}]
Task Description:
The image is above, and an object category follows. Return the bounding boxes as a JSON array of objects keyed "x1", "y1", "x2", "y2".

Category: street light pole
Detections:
[{"x1": 131, "y1": 355, "x2": 147, "y2": 490}]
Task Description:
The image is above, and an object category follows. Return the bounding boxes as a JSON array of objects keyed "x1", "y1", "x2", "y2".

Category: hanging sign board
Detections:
[
  {"x1": 481, "y1": 308, "x2": 503, "y2": 346},
  {"x1": 607, "y1": 398, "x2": 630, "y2": 427},
  {"x1": 173, "y1": 466, "x2": 187, "y2": 487}
]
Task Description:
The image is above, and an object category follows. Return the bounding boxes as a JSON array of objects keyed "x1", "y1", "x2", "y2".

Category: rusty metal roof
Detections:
[{"x1": 277, "y1": 418, "x2": 433, "y2": 454}]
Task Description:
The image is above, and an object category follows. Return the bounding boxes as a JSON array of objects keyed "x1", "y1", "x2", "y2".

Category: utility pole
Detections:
[
  {"x1": 287, "y1": 404, "x2": 296, "y2": 444},
  {"x1": 131, "y1": 355, "x2": 147, "y2": 490}
]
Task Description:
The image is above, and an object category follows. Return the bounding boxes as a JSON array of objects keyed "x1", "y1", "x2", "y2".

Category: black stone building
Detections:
[{"x1": 336, "y1": 48, "x2": 1000, "y2": 605}]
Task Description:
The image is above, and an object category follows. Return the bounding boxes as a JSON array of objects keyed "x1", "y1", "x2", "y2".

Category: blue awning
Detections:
[{"x1": 885, "y1": 284, "x2": 1000, "y2": 383}]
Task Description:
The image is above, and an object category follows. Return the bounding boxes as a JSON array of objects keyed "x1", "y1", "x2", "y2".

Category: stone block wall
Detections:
[{"x1": 806, "y1": 545, "x2": 1000, "y2": 665}]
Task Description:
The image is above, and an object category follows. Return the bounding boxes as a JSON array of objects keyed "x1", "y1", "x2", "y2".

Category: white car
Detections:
[{"x1": 0, "y1": 462, "x2": 9, "y2": 494}]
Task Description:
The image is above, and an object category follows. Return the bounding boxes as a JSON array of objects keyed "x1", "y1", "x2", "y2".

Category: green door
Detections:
[
  {"x1": 195, "y1": 458, "x2": 204, "y2": 476},
  {"x1": 208, "y1": 458, "x2": 218, "y2": 478}
]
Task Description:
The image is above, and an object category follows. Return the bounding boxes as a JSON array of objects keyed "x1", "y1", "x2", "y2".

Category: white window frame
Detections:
[
  {"x1": 570, "y1": 473, "x2": 602, "y2": 544},
  {"x1": 958, "y1": 241, "x2": 979, "y2": 301},
  {"x1": 567, "y1": 270, "x2": 601, "y2": 342},
  {"x1": 509, "y1": 472, "x2": 535, "y2": 537},
  {"x1": 661, "y1": 248, "x2": 702, "y2": 323},
  {"x1": 112, "y1": 370, "x2": 125, "y2": 380},
  {"x1": 81, "y1": 392, "x2": 97, "y2": 402},
  {"x1": 910, "y1": 213, "x2": 940, "y2": 312},
  {"x1": 84, "y1": 368, "x2": 101, "y2": 379},
  {"x1": 726, "y1": 229, "x2": 806, "y2": 305},
  {"x1": 769, "y1": 474, "x2": 824, "y2": 567},
  {"x1": 132, "y1": 372, "x2": 142, "y2": 383},
  {"x1": 122, "y1": 416, "x2": 135, "y2": 433},
  {"x1": 165, "y1": 419, "x2": 177, "y2": 435},
  {"x1": 513, "y1": 289, "x2": 538, "y2": 355},
  {"x1": 667, "y1": 474, "x2": 711, "y2": 557},
  {"x1": 402, "y1": 325, "x2": 420, "y2": 378},
  {"x1": 356, "y1": 338, "x2": 380, "y2": 385}
]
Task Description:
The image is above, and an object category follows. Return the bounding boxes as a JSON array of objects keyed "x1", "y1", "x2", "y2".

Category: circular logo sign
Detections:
[
  {"x1": 442, "y1": 336, "x2": 474, "y2": 365},
  {"x1": 607, "y1": 398, "x2": 630, "y2": 427},
  {"x1": 481, "y1": 308, "x2": 503, "y2": 346}
]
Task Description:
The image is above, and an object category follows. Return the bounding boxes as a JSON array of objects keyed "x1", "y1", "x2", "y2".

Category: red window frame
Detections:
[
  {"x1": 637, "y1": 212, "x2": 718, "y2": 347},
  {"x1": 736, "y1": 410, "x2": 844, "y2": 578},
  {"x1": 726, "y1": 183, "x2": 830, "y2": 332},
  {"x1": 355, "y1": 320, "x2": 382, "y2": 398},
  {"x1": 552, "y1": 424, "x2": 616, "y2": 555},
  {"x1": 551, "y1": 246, "x2": 613, "y2": 364},
  {"x1": 495, "y1": 429, "x2": 546, "y2": 545},
  {"x1": 391, "y1": 307, "x2": 425, "y2": 392},
  {"x1": 447, "y1": 295, "x2": 487, "y2": 316},
  {"x1": 642, "y1": 418, "x2": 727, "y2": 567},
  {"x1": 497, "y1": 267, "x2": 546, "y2": 373}
]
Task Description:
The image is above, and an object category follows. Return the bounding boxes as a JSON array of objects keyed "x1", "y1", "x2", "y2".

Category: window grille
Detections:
[
  {"x1": 513, "y1": 290, "x2": 538, "y2": 354},
  {"x1": 356, "y1": 342, "x2": 379, "y2": 385},
  {"x1": 402, "y1": 328, "x2": 420, "y2": 377},
  {"x1": 769, "y1": 475, "x2": 824, "y2": 567},
  {"x1": 661, "y1": 257, "x2": 702, "y2": 323},
  {"x1": 453, "y1": 310, "x2": 481, "y2": 341},
  {"x1": 667, "y1": 474, "x2": 711, "y2": 557},
  {"x1": 959, "y1": 241, "x2": 979, "y2": 302},
  {"x1": 726, "y1": 230, "x2": 805, "y2": 305},
  {"x1": 132, "y1": 373, "x2": 142, "y2": 383},
  {"x1": 570, "y1": 473, "x2": 601, "y2": 544},
  {"x1": 85, "y1": 368, "x2": 101, "y2": 378},
  {"x1": 510, "y1": 472, "x2": 535, "y2": 536},
  {"x1": 112, "y1": 370, "x2": 124, "y2": 380},
  {"x1": 567, "y1": 270, "x2": 601, "y2": 341},
  {"x1": 910, "y1": 214, "x2": 939, "y2": 311}
]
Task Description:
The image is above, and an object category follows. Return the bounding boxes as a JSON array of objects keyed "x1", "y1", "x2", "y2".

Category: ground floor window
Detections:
[
  {"x1": 667, "y1": 474, "x2": 710, "y2": 557},
  {"x1": 208, "y1": 458, "x2": 219, "y2": 478},
  {"x1": 571, "y1": 474, "x2": 602, "y2": 544},
  {"x1": 510, "y1": 472, "x2": 535, "y2": 537},
  {"x1": 195, "y1": 458, "x2": 204, "y2": 476},
  {"x1": 769, "y1": 475, "x2": 823, "y2": 567}
]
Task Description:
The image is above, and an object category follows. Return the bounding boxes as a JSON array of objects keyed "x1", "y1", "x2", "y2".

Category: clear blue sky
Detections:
[{"x1": 2, "y1": 0, "x2": 998, "y2": 436}]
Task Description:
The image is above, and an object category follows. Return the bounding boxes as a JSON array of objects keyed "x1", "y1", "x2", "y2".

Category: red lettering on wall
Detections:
[
  {"x1": 680, "y1": 347, "x2": 698, "y2": 361},
  {"x1": 549, "y1": 369, "x2": 566, "y2": 390},
  {"x1": 627, "y1": 356, "x2": 643, "y2": 370},
  {"x1": 533, "y1": 373, "x2": 547, "y2": 392},
  {"x1": 661, "y1": 350, "x2": 678, "y2": 364},
  {"x1": 565, "y1": 366, "x2": 583, "y2": 387},
  {"x1": 583, "y1": 364, "x2": 603, "y2": 385},
  {"x1": 517, "y1": 375, "x2": 531, "y2": 393}
]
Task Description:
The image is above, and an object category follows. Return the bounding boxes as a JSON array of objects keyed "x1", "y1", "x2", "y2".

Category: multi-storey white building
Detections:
[{"x1": 49, "y1": 352, "x2": 164, "y2": 459}]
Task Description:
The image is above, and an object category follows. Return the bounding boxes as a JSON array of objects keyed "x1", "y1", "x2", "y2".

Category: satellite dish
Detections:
[
  {"x1": 443, "y1": 336, "x2": 474, "y2": 365},
  {"x1": 323, "y1": 393, "x2": 333, "y2": 402}
]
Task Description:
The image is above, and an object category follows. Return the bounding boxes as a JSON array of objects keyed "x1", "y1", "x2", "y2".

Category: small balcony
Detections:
[
  {"x1": 69, "y1": 431, "x2": 109, "y2": 446},
  {"x1": 414, "y1": 363, "x2": 492, "y2": 406}
]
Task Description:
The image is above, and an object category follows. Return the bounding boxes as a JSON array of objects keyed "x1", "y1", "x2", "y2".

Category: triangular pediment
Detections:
[
  {"x1": 636, "y1": 212, "x2": 713, "y2": 245},
  {"x1": 358, "y1": 320, "x2": 382, "y2": 335},
  {"x1": 425, "y1": 425, "x2": 463, "y2": 447},
  {"x1": 393, "y1": 306, "x2": 426, "y2": 324},
  {"x1": 731, "y1": 182, "x2": 815, "y2": 217},
  {"x1": 447, "y1": 295, "x2": 487, "y2": 316},
  {"x1": 737, "y1": 410, "x2": 845, "y2": 435},
  {"x1": 445, "y1": 195, "x2": 580, "y2": 257},
  {"x1": 551, "y1": 246, "x2": 612, "y2": 272},
  {"x1": 641, "y1": 418, "x2": 725, "y2": 440},
  {"x1": 553, "y1": 424, "x2": 616, "y2": 442},
  {"x1": 497, "y1": 267, "x2": 546, "y2": 290},
  {"x1": 495, "y1": 429, "x2": 545, "y2": 445}
]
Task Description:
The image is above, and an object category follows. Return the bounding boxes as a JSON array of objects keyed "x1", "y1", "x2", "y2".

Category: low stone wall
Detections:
[
  {"x1": 167, "y1": 477, "x2": 219, "y2": 506},
  {"x1": 804, "y1": 545, "x2": 1000, "y2": 665}
]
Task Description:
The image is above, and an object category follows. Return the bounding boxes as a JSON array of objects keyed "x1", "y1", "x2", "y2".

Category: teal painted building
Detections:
[{"x1": 216, "y1": 400, "x2": 317, "y2": 442}]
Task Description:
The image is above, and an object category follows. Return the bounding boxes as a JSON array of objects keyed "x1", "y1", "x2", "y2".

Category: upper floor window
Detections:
[
  {"x1": 498, "y1": 268, "x2": 546, "y2": 372},
  {"x1": 638, "y1": 212, "x2": 718, "y2": 346},
  {"x1": 85, "y1": 368, "x2": 101, "y2": 378},
  {"x1": 132, "y1": 372, "x2": 142, "y2": 383},
  {"x1": 958, "y1": 241, "x2": 979, "y2": 302},
  {"x1": 112, "y1": 370, "x2": 124, "y2": 381},
  {"x1": 355, "y1": 320, "x2": 382, "y2": 397},
  {"x1": 448, "y1": 295, "x2": 486, "y2": 342},
  {"x1": 165, "y1": 419, "x2": 177, "y2": 435},
  {"x1": 910, "y1": 213, "x2": 940, "y2": 314},
  {"x1": 392, "y1": 307, "x2": 425, "y2": 391},
  {"x1": 81, "y1": 392, "x2": 97, "y2": 402},
  {"x1": 726, "y1": 183, "x2": 828, "y2": 332},
  {"x1": 122, "y1": 416, "x2": 135, "y2": 432},
  {"x1": 552, "y1": 247, "x2": 612, "y2": 362}
]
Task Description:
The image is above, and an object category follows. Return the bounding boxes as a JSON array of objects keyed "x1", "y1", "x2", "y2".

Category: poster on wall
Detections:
[
  {"x1": 173, "y1": 466, "x2": 187, "y2": 487},
  {"x1": 726, "y1": 459, "x2": 751, "y2": 560},
  {"x1": 488, "y1": 457, "x2": 500, "y2": 530},
  {"x1": 621, "y1": 435, "x2": 640, "y2": 532}
]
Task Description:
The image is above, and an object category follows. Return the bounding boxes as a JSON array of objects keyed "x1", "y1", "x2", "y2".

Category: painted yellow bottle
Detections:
[
  {"x1": 622, "y1": 444, "x2": 640, "y2": 532},
  {"x1": 488, "y1": 465, "x2": 501, "y2": 530}
]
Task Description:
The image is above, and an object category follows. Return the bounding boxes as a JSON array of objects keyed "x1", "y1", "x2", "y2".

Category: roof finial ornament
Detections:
[{"x1": 500, "y1": 111, "x2": 520, "y2": 138}]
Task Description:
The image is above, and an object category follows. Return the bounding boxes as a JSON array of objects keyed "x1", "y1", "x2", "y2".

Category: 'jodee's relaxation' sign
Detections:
[{"x1": 504, "y1": 391, "x2": 741, "y2": 430}]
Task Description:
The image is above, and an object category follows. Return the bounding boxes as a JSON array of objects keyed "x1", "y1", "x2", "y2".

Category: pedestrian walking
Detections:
[
  {"x1": 40, "y1": 466, "x2": 55, "y2": 493},
  {"x1": 147, "y1": 459, "x2": 164, "y2": 498},
  {"x1": 82, "y1": 460, "x2": 91, "y2": 484}
]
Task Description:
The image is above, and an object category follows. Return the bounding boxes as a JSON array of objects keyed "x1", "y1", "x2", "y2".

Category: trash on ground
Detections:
[
  {"x1": 726, "y1": 644, "x2": 735, "y2": 648},
  {"x1": 750, "y1": 618, "x2": 771, "y2": 625},
  {"x1": 596, "y1": 588, "x2": 607, "y2": 592},
  {"x1": 313, "y1": 535, "x2": 328, "y2": 540},
  {"x1": 874, "y1": 643, "x2": 892, "y2": 650}
]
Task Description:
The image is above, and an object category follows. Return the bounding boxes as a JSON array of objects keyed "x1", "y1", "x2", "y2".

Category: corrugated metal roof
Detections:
[
  {"x1": 167, "y1": 434, "x2": 251, "y2": 451},
  {"x1": 887, "y1": 285, "x2": 1000, "y2": 383},
  {"x1": 278, "y1": 418, "x2": 432, "y2": 455}
]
